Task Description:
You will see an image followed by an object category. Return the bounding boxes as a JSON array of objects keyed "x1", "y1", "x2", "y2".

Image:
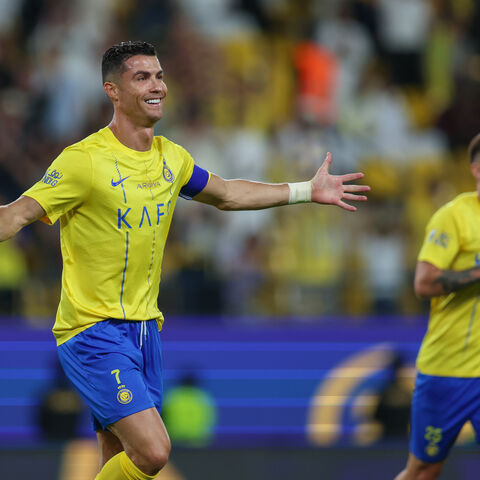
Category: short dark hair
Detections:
[
  {"x1": 102, "y1": 41, "x2": 157, "y2": 83},
  {"x1": 468, "y1": 132, "x2": 480, "y2": 163}
]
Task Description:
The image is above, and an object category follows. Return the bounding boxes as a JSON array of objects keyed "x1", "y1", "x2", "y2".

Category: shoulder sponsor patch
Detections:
[
  {"x1": 427, "y1": 229, "x2": 450, "y2": 248},
  {"x1": 41, "y1": 169, "x2": 63, "y2": 187}
]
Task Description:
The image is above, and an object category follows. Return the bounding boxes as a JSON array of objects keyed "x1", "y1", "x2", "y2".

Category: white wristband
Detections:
[{"x1": 288, "y1": 181, "x2": 312, "y2": 204}]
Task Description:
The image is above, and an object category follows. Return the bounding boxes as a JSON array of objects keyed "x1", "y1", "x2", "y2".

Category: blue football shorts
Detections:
[
  {"x1": 57, "y1": 318, "x2": 163, "y2": 430},
  {"x1": 410, "y1": 372, "x2": 480, "y2": 462}
]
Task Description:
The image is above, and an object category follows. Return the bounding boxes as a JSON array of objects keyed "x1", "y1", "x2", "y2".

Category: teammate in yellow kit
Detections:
[
  {"x1": 395, "y1": 133, "x2": 480, "y2": 480},
  {"x1": 0, "y1": 41, "x2": 369, "y2": 480}
]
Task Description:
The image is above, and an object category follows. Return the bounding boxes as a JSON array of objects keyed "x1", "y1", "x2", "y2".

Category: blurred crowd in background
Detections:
[{"x1": 1, "y1": 0, "x2": 480, "y2": 324}]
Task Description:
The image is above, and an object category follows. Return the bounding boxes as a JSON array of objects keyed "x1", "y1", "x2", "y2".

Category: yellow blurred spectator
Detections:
[{"x1": 0, "y1": 238, "x2": 27, "y2": 314}]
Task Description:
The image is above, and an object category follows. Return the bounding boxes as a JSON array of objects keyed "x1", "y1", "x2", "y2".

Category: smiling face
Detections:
[{"x1": 104, "y1": 54, "x2": 167, "y2": 128}]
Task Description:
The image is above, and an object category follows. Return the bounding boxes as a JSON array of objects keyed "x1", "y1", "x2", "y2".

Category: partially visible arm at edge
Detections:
[{"x1": 0, "y1": 196, "x2": 46, "y2": 242}]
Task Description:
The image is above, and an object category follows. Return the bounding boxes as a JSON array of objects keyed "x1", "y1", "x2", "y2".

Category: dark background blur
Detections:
[{"x1": 1, "y1": 0, "x2": 480, "y2": 479}]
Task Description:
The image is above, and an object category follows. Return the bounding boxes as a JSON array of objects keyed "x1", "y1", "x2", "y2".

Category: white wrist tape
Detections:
[{"x1": 288, "y1": 181, "x2": 313, "y2": 204}]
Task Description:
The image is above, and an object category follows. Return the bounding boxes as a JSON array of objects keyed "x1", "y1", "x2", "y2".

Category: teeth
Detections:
[{"x1": 146, "y1": 99, "x2": 161, "y2": 104}]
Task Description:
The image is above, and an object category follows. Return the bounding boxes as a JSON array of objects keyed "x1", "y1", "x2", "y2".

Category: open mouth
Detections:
[{"x1": 145, "y1": 98, "x2": 163, "y2": 105}]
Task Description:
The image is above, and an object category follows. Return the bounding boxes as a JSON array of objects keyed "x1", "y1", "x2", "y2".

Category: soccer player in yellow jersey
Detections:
[
  {"x1": 0, "y1": 41, "x2": 369, "y2": 480},
  {"x1": 395, "y1": 133, "x2": 480, "y2": 480}
]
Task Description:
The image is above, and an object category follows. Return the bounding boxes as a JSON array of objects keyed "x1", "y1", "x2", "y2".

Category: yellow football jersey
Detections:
[
  {"x1": 417, "y1": 192, "x2": 480, "y2": 377},
  {"x1": 23, "y1": 127, "x2": 205, "y2": 345}
]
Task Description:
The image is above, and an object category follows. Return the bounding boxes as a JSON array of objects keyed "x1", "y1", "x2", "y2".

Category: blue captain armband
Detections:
[{"x1": 179, "y1": 165, "x2": 210, "y2": 199}]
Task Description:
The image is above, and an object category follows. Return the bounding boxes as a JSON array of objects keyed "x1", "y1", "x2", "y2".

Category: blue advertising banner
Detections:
[{"x1": 0, "y1": 317, "x2": 436, "y2": 447}]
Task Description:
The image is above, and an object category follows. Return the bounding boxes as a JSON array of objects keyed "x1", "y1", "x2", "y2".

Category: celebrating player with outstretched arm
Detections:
[{"x1": 0, "y1": 41, "x2": 369, "y2": 480}]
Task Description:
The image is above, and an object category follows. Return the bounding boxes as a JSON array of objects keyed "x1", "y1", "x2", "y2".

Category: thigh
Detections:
[
  {"x1": 58, "y1": 319, "x2": 158, "y2": 430},
  {"x1": 410, "y1": 373, "x2": 474, "y2": 463},
  {"x1": 108, "y1": 407, "x2": 170, "y2": 458},
  {"x1": 399, "y1": 453, "x2": 445, "y2": 480}
]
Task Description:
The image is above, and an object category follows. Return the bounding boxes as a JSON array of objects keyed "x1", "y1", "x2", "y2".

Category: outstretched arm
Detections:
[
  {"x1": 414, "y1": 261, "x2": 480, "y2": 299},
  {"x1": 0, "y1": 196, "x2": 46, "y2": 242},
  {"x1": 193, "y1": 152, "x2": 370, "y2": 211}
]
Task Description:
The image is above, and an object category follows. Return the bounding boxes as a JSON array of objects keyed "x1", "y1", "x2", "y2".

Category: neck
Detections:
[{"x1": 108, "y1": 114, "x2": 155, "y2": 152}]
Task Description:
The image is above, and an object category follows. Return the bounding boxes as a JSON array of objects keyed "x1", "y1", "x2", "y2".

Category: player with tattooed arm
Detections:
[{"x1": 395, "y1": 132, "x2": 480, "y2": 479}]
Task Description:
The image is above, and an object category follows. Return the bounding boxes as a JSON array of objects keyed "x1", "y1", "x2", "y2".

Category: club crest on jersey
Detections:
[
  {"x1": 41, "y1": 169, "x2": 63, "y2": 187},
  {"x1": 162, "y1": 158, "x2": 174, "y2": 183}
]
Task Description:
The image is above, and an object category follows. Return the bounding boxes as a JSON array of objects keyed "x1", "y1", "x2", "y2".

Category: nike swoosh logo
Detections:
[{"x1": 111, "y1": 176, "x2": 130, "y2": 187}]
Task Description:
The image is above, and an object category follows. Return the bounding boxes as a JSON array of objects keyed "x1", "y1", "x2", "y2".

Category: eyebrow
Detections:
[{"x1": 132, "y1": 69, "x2": 163, "y2": 77}]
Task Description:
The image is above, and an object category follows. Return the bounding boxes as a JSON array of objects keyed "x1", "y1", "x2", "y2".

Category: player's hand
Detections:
[{"x1": 311, "y1": 152, "x2": 370, "y2": 211}]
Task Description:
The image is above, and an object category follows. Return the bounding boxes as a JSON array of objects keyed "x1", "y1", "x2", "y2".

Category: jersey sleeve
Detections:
[
  {"x1": 22, "y1": 146, "x2": 93, "y2": 225},
  {"x1": 177, "y1": 147, "x2": 210, "y2": 199},
  {"x1": 418, "y1": 205, "x2": 460, "y2": 269}
]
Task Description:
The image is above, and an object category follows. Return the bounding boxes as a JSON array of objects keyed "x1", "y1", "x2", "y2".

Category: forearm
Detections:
[
  {"x1": 204, "y1": 179, "x2": 291, "y2": 211},
  {"x1": 415, "y1": 263, "x2": 480, "y2": 299},
  {"x1": 433, "y1": 267, "x2": 480, "y2": 295}
]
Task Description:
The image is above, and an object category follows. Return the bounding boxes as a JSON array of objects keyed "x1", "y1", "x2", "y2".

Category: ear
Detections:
[
  {"x1": 470, "y1": 161, "x2": 480, "y2": 181},
  {"x1": 104, "y1": 81, "x2": 119, "y2": 102}
]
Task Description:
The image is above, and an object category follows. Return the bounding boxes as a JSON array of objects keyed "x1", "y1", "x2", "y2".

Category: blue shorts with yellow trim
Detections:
[
  {"x1": 57, "y1": 318, "x2": 163, "y2": 430},
  {"x1": 410, "y1": 373, "x2": 480, "y2": 462}
]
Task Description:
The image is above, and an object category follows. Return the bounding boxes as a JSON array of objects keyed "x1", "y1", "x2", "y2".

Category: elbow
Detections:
[
  {"x1": 211, "y1": 179, "x2": 241, "y2": 211},
  {"x1": 414, "y1": 280, "x2": 435, "y2": 300},
  {"x1": 213, "y1": 197, "x2": 237, "y2": 211},
  {"x1": 414, "y1": 287, "x2": 431, "y2": 300},
  {"x1": 214, "y1": 201, "x2": 229, "y2": 211},
  {"x1": 414, "y1": 276, "x2": 428, "y2": 299},
  {"x1": 205, "y1": 188, "x2": 233, "y2": 211},
  {"x1": 414, "y1": 262, "x2": 443, "y2": 299}
]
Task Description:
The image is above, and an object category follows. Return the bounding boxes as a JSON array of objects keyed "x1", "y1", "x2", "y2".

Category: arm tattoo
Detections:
[{"x1": 435, "y1": 267, "x2": 480, "y2": 293}]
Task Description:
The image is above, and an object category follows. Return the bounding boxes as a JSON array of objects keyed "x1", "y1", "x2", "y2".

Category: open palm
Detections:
[{"x1": 311, "y1": 152, "x2": 370, "y2": 211}]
